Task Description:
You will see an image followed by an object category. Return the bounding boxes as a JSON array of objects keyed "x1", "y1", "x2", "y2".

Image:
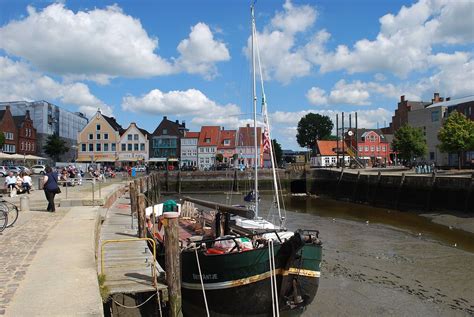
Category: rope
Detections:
[
  {"x1": 268, "y1": 239, "x2": 276, "y2": 317},
  {"x1": 157, "y1": 288, "x2": 163, "y2": 317},
  {"x1": 271, "y1": 240, "x2": 280, "y2": 316},
  {"x1": 112, "y1": 292, "x2": 156, "y2": 309},
  {"x1": 194, "y1": 245, "x2": 210, "y2": 317}
]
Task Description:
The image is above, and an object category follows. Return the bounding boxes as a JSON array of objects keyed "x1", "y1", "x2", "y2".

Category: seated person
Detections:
[
  {"x1": 15, "y1": 174, "x2": 25, "y2": 194},
  {"x1": 4, "y1": 172, "x2": 17, "y2": 195},
  {"x1": 20, "y1": 171, "x2": 32, "y2": 194}
]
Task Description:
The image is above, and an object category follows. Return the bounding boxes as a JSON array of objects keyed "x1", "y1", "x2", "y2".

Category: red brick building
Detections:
[
  {"x1": 14, "y1": 110, "x2": 37, "y2": 155},
  {"x1": 382, "y1": 95, "x2": 430, "y2": 134},
  {"x1": 0, "y1": 106, "x2": 17, "y2": 153},
  {"x1": 347, "y1": 128, "x2": 392, "y2": 166}
]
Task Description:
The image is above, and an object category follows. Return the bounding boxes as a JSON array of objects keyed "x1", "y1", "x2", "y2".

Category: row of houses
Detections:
[{"x1": 75, "y1": 110, "x2": 265, "y2": 170}]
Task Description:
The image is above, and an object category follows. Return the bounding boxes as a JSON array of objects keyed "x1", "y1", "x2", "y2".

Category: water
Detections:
[{"x1": 183, "y1": 193, "x2": 474, "y2": 254}]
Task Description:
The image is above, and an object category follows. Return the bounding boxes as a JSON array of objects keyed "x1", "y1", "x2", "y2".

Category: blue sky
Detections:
[{"x1": 0, "y1": 0, "x2": 473, "y2": 149}]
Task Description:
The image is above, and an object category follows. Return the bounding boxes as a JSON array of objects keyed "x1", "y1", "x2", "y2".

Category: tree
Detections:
[
  {"x1": 323, "y1": 135, "x2": 339, "y2": 141},
  {"x1": 43, "y1": 133, "x2": 69, "y2": 162},
  {"x1": 438, "y1": 111, "x2": 474, "y2": 169},
  {"x1": 271, "y1": 139, "x2": 283, "y2": 167},
  {"x1": 216, "y1": 153, "x2": 224, "y2": 163},
  {"x1": 392, "y1": 125, "x2": 427, "y2": 164},
  {"x1": 296, "y1": 113, "x2": 333, "y2": 149},
  {"x1": 0, "y1": 132, "x2": 5, "y2": 151}
]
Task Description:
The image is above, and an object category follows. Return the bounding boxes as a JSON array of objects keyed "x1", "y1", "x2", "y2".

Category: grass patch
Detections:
[{"x1": 98, "y1": 273, "x2": 110, "y2": 303}]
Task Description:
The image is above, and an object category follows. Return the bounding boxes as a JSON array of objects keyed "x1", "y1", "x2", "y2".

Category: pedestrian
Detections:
[
  {"x1": 21, "y1": 171, "x2": 32, "y2": 194},
  {"x1": 43, "y1": 166, "x2": 60, "y2": 212},
  {"x1": 4, "y1": 171, "x2": 17, "y2": 197}
]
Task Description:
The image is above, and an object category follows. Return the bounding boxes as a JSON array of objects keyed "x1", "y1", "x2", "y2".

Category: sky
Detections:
[{"x1": 0, "y1": 0, "x2": 473, "y2": 149}]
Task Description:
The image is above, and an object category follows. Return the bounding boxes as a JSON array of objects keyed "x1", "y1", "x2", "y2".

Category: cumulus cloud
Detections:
[
  {"x1": 0, "y1": 4, "x2": 230, "y2": 82},
  {"x1": 175, "y1": 23, "x2": 230, "y2": 79},
  {"x1": 0, "y1": 56, "x2": 111, "y2": 117},
  {"x1": 121, "y1": 88, "x2": 241, "y2": 126}
]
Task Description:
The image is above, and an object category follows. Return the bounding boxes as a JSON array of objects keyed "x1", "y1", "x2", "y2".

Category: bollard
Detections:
[
  {"x1": 164, "y1": 211, "x2": 182, "y2": 317},
  {"x1": 20, "y1": 196, "x2": 30, "y2": 212}
]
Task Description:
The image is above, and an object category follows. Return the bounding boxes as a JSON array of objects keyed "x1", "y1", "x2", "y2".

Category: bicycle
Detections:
[
  {"x1": 0, "y1": 196, "x2": 19, "y2": 228},
  {"x1": 0, "y1": 209, "x2": 7, "y2": 233}
]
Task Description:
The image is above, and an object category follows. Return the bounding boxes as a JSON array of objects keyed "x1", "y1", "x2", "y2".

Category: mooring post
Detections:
[
  {"x1": 395, "y1": 173, "x2": 406, "y2": 209},
  {"x1": 129, "y1": 182, "x2": 137, "y2": 229},
  {"x1": 165, "y1": 171, "x2": 169, "y2": 193},
  {"x1": 134, "y1": 179, "x2": 140, "y2": 195},
  {"x1": 164, "y1": 211, "x2": 182, "y2": 317},
  {"x1": 137, "y1": 193, "x2": 147, "y2": 238},
  {"x1": 140, "y1": 177, "x2": 145, "y2": 194}
]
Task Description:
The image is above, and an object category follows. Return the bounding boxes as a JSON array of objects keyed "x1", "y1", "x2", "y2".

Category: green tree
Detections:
[
  {"x1": 323, "y1": 135, "x2": 339, "y2": 141},
  {"x1": 271, "y1": 139, "x2": 283, "y2": 167},
  {"x1": 43, "y1": 133, "x2": 69, "y2": 162},
  {"x1": 216, "y1": 153, "x2": 224, "y2": 163},
  {"x1": 438, "y1": 111, "x2": 474, "y2": 169},
  {"x1": 0, "y1": 132, "x2": 5, "y2": 150},
  {"x1": 296, "y1": 113, "x2": 333, "y2": 150},
  {"x1": 392, "y1": 125, "x2": 427, "y2": 163}
]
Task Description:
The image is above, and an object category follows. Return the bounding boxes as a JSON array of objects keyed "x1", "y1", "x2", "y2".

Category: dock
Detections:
[{"x1": 99, "y1": 192, "x2": 168, "y2": 300}]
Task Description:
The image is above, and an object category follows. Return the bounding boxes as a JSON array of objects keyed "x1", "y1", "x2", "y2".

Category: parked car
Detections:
[
  {"x1": 31, "y1": 165, "x2": 46, "y2": 174},
  {"x1": 0, "y1": 166, "x2": 7, "y2": 177},
  {"x1": 180, "y1": 165, "x2": 196, "y2": 171},
  {"x1": 17, "y1": 166, "x2": 32, "y2": 175},
  {"x1": 8, "y1": 166, "x2": 22, "y2": 174},
  {"x1": 134, "y1": 165, "x2": 146, "y2": 172}
]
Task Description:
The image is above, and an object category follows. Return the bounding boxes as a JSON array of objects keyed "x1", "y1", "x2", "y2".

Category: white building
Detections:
[
  {"x1": 180, "y1": 132, "x2": 199, "y2": 168},
  {"x1": 118, "y1": 122, "x2": 149, "y2": 165},
  {"x1": 311, "y1": 140, "x2": 350, "y2": 167}
]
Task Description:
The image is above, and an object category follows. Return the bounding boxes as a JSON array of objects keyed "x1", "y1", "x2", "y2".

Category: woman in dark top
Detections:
[{"x1": 43, "y1": 166, "x2": 59, "y2": 212}]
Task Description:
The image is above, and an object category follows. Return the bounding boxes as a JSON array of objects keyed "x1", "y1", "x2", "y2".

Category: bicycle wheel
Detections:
[
  {"x1": 0, "y1": 210, "x2": 7, "y2": 233},
  {"x1": 0, "y1": 202, "x2": 17, "y2": 228}
]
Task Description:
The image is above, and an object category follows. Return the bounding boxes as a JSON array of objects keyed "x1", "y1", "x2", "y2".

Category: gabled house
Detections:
[
  {"x1": 76, "y1": 109, "x2": 122, "y2": 165},
  {"x1": 347, "y1": 128, "x2": 392, "y2": 166},
  {"x1": 14, "y1": 110, "x2": 37, "y2": 156},
  {"x1": 181, "y1": 131, "x2": 200, "y2": 168},
  {"x1": 217, "y1": 129, "x2": 236, "y2": 166},
  {"x1": 150, "y1": 116, "x2": 187, "y2": 166},
  {"x1": 197, "y1": 126, "x2": 220, "y2": 170},
  {"x1": 0, "y1": 106, "x2": 17, "y2": 154},
  {"x1": 118, "y1": 122, "x2": 149, "y2": 166},
  {"x1": 311, "y1": 140, "x2": 350, "y2": 167},
  {"x1": 236, "y1": 124, "x2": 262, "y2": 168}
]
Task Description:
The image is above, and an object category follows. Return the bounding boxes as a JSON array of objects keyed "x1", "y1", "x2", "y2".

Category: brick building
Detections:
[
  {"x1": 347, "y1": 128, "x2": 392, "y2": 166},
  {"x1": 0, "y1": 106, "x2": 17, "y2": 154},
  {"x1": 382, "y1": 95, "x2": 430, "y2": 134},
  {"x1": 14, "y1": 110, "x2": 37, "y2": 156},
  {"x1": 150, "y1": 116, "x2": 187, "y2": 166},
  {"x1": 217, "y1": 129, "x2": 236, "y2": 166}
]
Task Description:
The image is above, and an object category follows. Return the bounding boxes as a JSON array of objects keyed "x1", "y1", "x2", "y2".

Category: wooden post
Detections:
[
  {"x1": 134, "y1": 179, "x2": 140, "y2": 195},
  {"x1": 137, "y1": 193, "x2": 147, "y2": 238},
  {"x1": 372, "y1": 171, "x2": 382, "y2": 204},
  {"x1": 140, "y1": 177, "x2": 145, "y2": 194},
  {"x1": 129, "y1": 182, "x2": 137, "y2": 229},
  {"x1": 395, "y1": 173, "x2": 406, "y2": 209},
  {"x1": 352, "y1": 171, "x2": 361, "y2": 202},
  {"x1": 177, "y1": 171, "x2": 182, "y2": 194},
  {"x1": 164, "y1": 212, "x2": 182, "y2": 317}
]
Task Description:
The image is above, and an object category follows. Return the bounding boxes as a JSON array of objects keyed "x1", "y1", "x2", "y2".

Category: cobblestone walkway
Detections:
[{"x1": 0, "y1": 208, "x2": 67, "y2": 315}]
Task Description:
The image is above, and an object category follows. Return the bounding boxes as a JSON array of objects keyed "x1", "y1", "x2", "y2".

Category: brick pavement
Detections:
[{"x1": 0, "y1": 207, "x2": 67, "y2": 315}]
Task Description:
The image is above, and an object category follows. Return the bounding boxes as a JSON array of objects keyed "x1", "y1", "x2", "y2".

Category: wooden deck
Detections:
[{"x1": 99, "y1": 194, "x2": 167, "y2": 296}]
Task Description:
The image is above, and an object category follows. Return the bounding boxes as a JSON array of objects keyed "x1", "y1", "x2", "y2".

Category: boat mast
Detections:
[{"x1": 251, "y1": 4, "x2": 259, "y2": 218}]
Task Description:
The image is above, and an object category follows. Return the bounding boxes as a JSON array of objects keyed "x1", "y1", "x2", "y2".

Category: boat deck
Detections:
[{"x1": 100, "y1": 193, "x2": 167, "y2": 295}]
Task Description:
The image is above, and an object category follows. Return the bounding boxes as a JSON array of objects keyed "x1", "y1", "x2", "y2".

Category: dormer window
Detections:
[
  {"x1": 162, "y1": 129, "x2": 168, "y2": 135},
  {"x1": 205, "y1": 138, "x2": 211, "y2": 143},
  {"x1": 96, "y1": 124, "x2": 101, "y2": 131},
  {"x1": 224, "y1": 139, "x2": 230, "y2": 146}
]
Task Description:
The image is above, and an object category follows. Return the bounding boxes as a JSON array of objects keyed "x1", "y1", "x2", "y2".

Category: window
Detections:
[
  {"x1": 365, "y1": 146, "x2": 369, "y2": 151},
  {"x1": 376, "y1": 146, "x2": 380, "y2": 152},
  {"x1": 121, "y1": 144, "x2": 126, "y2": 151},
  {"x1": 134, "y1": 144, "x2": 139, "y2": 151},
  {"x1": 140, "y1": 143, "x2": 145, "y2": 151},
  {"x1": 224, "y1": 139, "x2": 230, "y2": 146},
  {"x1": 89, "y1": 144, "x2": 93, "y2": 151},
  {"x1": 430, "y1": 152, "x2": 435, "y2": 160},
  {"x1": 104, "y1": 143, "x2": 109, "y2": 151},
  {"x1": 358, "y1": 146, "x2": 362, "y2": 151},
  {"x1": 128, "y1": 144, "x2": 132, "y2": 151},
  {"x1": 96, "y1": 143, "x2": 101, "y2": 151},
  {"x1": 97, "y1": 133, "x2": 101, "y2": 140},
  {"x1": 21, "y1": 142, "x2": 24, "y2": 150},
  {"x1": 96, "y1": 124, "x2": 101, "y2": 131},
  {"x1": 162, "y1": 129, "x2": 168, "y2": 135},
  {"x1": 5, "y1": 132, "x2": 14, "y2": 140},
  {"x1": 382, "y1": 146, "x2": 386, "y2": 151},
  {"x1": 431, "y1": 110, "x2": 440, "y2": 122},
  {"x1": 127, "y1": 134, "x2": 132, "y2": 141},
  {"x1": 82, "y1": 144, "x2": 86, "y2": 152},
  {"x1": 205, "y1": 138, "x2": 211, "y2": 143},
  {"x1": 104, "y1": 133, "x2": 109, "y2": 140},
  {"x1": 370, "y1": 146, "x2": 375, "y2": 151},
  {"x1": 89, "y1": 134, "x2": 93, "y2": 140},
  {"x1": 111, "y1": 143, "x2": 116, "y2": 151},
  {"x1": 134, "y1": 134, "x2": 139, "y2": 141}
]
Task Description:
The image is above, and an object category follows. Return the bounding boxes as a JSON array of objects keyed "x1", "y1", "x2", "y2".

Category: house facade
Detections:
[
  {"x1": 0, "y1": 106, "x2": 17, "y2": 154},
  {"x1": 197, "y1": 126, "x2": 220, "y2": 170},
  {"x1": 347, "y1": 129, "x2": 392, "y2": 166},
  {"x1": 118, "y1": 123, "x2": 149, "y2": 165},
  {"x1": 76, "y1": 110, "x2": 122, "y2": 165},
  {"x1": 381, "y1": 95, "x2": 431, "y2": 134},
  {"x1": 217, "y1": 129, "x2": 236, "y2": 166},
  {"x1": 311, "y1": 140, "x2": 350, "y2": 167},
  {"x1": 14, "y1": 110, "x2": 37, "y2": 156},
  {"x1": 236, "y1": 124, "x2": 262, "y2": 168},
  {"x1": 180, "y1": 132, "x2": 199, "y2": 168},
  {"x1": 150, "y1": 116, "x2": 187, "y2": 165}
]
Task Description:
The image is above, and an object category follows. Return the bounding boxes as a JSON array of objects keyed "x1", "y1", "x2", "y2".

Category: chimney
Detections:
[
  {"x1": 433, "y1": 92, "x2": 440, "y2": 103},
  {"x1": 175, "y1": 120, "x2": 179, "y2": 124},
  {"x1": 400, "y1": 95, "x2": 405, "y2": 102},
  {"x1": 246, "y1": 123, "x2": 250, "y2": 128},
  {"x1": 163, "y1": 116, "x2": 167, "y2": 121},
  {"x1": 446, "y1": 97, "x2": 451, "y2": 101},
  {"x1": 182, "y1": 120, "x2": 186, "y2": 128},
  {"x1": 26, "y1": 110, "x2": 30, "y2": 119},
  {"x1": 6, "y1": 105, "x2": 10, "y2": 111}
]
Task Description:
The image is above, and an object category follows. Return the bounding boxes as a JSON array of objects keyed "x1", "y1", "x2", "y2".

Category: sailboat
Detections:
[{"x1": 146, "y1": 4, "x2": 322, "y2": 316}]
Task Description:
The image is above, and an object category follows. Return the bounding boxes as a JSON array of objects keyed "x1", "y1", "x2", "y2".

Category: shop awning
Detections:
[
  {"x1": 168, "y1": 158, "x2": 179, "y2": 162},
  {"x1": 147, "y1": 158, "x2": 167, "y2": 162}
]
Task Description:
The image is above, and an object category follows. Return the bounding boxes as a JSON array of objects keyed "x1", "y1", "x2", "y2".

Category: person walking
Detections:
[{"x1": 43, "y1": 166, "x2": 60, "y2": 212}]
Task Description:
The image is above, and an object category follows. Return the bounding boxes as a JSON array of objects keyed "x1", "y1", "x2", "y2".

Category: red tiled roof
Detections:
[
  {"x1": 184, "y1": 131, "x2": 200, "y2": 138},
  {"x1": 237, "y1": 125, "x2": 261, "y2": 147},
  {"x1": 218, "y1": 130, "x2": 236, "y2": 149},
  {"x1": 316, "y1": 140, "x2": 338, "y2": 156},
  {"x1": 198, "y1": 126, "x2": 220, "y2": 146}
]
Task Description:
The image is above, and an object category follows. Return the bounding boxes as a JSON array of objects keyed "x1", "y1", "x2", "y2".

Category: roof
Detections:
[
  {"x1": 218, "y1": 130, "x2": 236, "y2": 149},
  {"x1": 183, "y1": 131, "x2": 200, "y2": 138},
  {"x1": 316, "y1": 140, "x2": 338, "y2": 156},
  {"x1": 102, "y1": 114, "x2": 124, "y2": 133},
  {"x1": 198, "y1": 126, "x2": 220, "y2": 147},
  {"x1": 426, "y1": 95, "x2": 474, "y2": 109},
  {"x1": 237, "y1": 125, "x2": 262, "y2": 147},
  {"x1": 151, "y1": 116, "x2": 187, "y2": 137},
  {"x1": 12, "y1": 115, "x2": 25, "y2": 128},
  {"x1": 0, "y1": 110, "x2": 5, "y2": 121},
  {"x1": 348, "y1": 128, "x2": 388, "y2": 143},
  {"x1": 138, "y1": 127, "x2": 150, "y2": 136}
]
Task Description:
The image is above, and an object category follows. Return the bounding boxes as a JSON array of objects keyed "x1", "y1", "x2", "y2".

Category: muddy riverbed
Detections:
[{"x1": 189, "y1": 193, "x2": 474, "y2": 316}]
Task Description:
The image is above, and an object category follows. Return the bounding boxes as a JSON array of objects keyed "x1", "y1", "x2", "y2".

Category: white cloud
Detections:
[
  {"x1": 0, "y1": 56, "x2": 111, "y2": 117},
  {"x1": 305, "y1": 87, "x2": 328, "y2": 105},
  {"x1": 121, "y1": 88, "x2": 241, "y2": 126},
  {"x1": 176, "y1": 22, "x2": 230, "y2": 79},
  {"x1": 271, "y1": 0, "x2": 317, "y2": 35}
]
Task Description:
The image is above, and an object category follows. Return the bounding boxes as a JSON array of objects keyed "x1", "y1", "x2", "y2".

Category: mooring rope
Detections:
[
  {"x1": 112, "y1": 292, "x2": 156, "y2": 309},
  {"x1": 195, "y1": 245, "x2": 210, "y2": 317}
]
